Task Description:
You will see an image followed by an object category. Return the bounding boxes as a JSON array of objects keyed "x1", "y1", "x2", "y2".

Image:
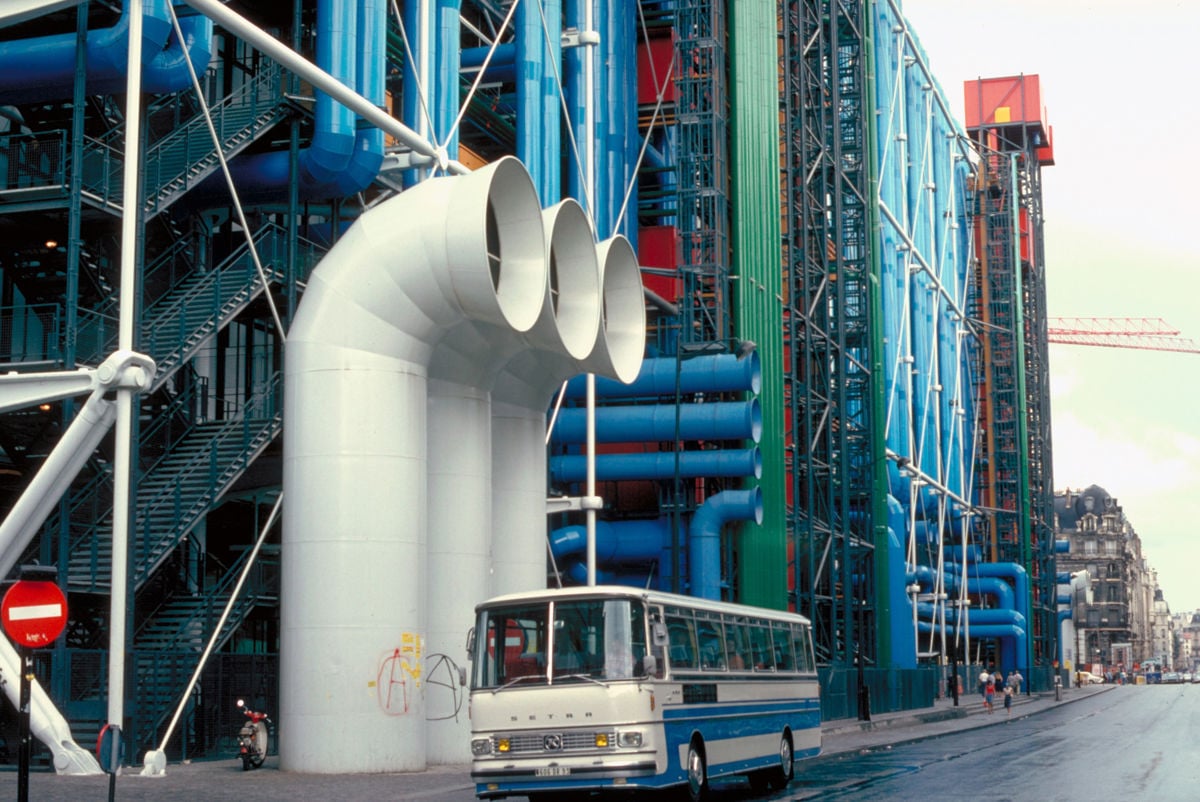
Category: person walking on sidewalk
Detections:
[
  {"x1": 984, "y1": 674, "x2": 995, "y2": 713},
  {"x1": 978, "y1": 669, "x2": 990, "y2": 701},
  {"x1": 1003, "y1": 684, "x2": 1014, "y2": 716},
  {"x1": 1009, "y1": 669, "x2": 1023, "y2": 695}
]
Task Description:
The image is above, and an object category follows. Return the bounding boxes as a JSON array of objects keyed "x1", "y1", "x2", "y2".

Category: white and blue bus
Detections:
[{"x1": 468, "y1": 585, "x2": 821, "y2": 800}]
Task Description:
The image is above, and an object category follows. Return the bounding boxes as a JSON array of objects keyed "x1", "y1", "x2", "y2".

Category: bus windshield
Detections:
[{"x1": 473, "y1": 597, "x2": 647, "y2": 689}]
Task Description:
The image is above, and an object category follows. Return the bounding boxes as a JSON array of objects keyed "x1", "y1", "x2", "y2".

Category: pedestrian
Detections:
[
  {"x1": 1010, "y1": 669, "x2": 1023, "y2": 694},
  {"x1": 978, "y1": 668, "x2": 990, "y2": 699},
  {"x1": 1003, "y1": 684, "x2": 1013, "y2": 716},
  {"x1": 984, "y1": 674, "x2": 995, "y2": 713}
]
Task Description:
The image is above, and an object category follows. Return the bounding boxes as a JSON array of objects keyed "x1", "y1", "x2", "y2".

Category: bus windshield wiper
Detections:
[
  {"x1": 553, "y1": 673, "x2": 606, "y2": 686},
  {"x1": 494, "y1": 674, "x2": 546, "y2": 693}
]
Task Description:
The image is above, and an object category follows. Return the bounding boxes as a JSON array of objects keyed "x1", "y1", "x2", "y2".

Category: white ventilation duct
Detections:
[
  {"x1": 281, "y1": 157, "x2": 546, "y2": 773},
  {"x1": 425, "y1": 197, "x2": 600, "y2": 762},
  {"x1": 491, "y1": 233, "x2": 646, "y2": 597}
]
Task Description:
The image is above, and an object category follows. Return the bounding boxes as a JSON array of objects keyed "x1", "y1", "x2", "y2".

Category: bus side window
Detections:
[
  {"x1": 665, "y1": 613, "x2": 697, "y2": 669},
  {"x1": 773, "y1": 622, "x2": 796, "y2": 670},
  {"x1": 749, "y1": 623, "x2": 774, "y2": 670}
]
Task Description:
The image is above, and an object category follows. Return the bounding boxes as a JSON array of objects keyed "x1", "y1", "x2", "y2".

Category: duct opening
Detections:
[{"x1": 487, "y1": 199, "x2": 502, "y2": 291}]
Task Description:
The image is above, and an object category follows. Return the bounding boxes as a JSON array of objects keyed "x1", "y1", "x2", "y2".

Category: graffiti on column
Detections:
[
  {"x1": 425, "y1": 652, "x2": 467, "y2": 722},
  {"x1": 373, "y1": 632, "x2": 422, "y2": 715}
]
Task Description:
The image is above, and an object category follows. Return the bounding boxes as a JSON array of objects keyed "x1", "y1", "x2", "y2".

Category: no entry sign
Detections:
[{"x1": 2, "y1": 580, "x2": 68, "y2": 648}]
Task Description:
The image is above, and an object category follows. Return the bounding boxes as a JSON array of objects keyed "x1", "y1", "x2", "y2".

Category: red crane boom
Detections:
[{"x1": 1047, "y1": 317, "x2": 1200, "y2": 354}]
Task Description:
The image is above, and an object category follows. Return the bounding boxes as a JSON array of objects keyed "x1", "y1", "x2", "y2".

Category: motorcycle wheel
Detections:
[{"x1": 249, "y1": 722, "x2": 269, "y2": 768}]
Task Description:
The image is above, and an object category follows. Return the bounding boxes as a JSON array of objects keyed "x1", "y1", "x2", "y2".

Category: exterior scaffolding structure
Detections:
[
  {"x1": 674, "y1": 0, "x2": 730, "y2": 345},
  {"x1": 966, "y1": 75, "x2": 1057, "y2": 678},
  {"x1": 781, "y1": 0, "x2": 877, "y2": 714}
]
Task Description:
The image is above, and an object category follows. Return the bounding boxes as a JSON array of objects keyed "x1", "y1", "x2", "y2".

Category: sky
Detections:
[{"x1": 900, "y1": 0, "x2": 1200, "y2": 614}]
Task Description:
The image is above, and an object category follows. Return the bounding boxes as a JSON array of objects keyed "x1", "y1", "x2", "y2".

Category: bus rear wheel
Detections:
[
  {"x1": 748, "y1": 731, "x2": 794, "y2": 792},
  {"x1": 682, "y1": 738, "x2": 708, "y2": 802}
]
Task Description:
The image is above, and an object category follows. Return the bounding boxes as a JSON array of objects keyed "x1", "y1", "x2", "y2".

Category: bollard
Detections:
[{"x1": 1054, "y1": 674, "x2": 1062, "y2": 701}]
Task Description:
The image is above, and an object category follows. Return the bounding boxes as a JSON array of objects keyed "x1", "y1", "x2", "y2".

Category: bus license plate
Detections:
[{"x1": 535, "y1": 767, "x2": 571, "y2": 777}]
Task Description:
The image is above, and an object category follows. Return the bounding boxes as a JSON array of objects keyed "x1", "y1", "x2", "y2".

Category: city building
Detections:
[{"x1": 1054, "y1": 485, "x2": 1163, "y2": 673}]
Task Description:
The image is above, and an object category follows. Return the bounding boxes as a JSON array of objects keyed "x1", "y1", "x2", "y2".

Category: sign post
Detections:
[{"x1": 2, "y1": 566, "x2": 68, "y2": 802}]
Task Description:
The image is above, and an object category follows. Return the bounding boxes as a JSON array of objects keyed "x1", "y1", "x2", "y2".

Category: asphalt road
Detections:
[
  {"x1": 781, "y1": 684, "x2": 1200, "y2": 801},
  {"x1": 0, "y1": 683, "x2": 1180, "y2": 801}
]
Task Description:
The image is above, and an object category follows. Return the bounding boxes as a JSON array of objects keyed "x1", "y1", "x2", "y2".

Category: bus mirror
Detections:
[
  {"x1": 465, "y1": 627, "x2": 476, "y2": 658},
  {"x1": 652, "y1": 622, "x2": 669, "y2": 647},
  {"x1": 641, "y1": 654, "x2": 657, "y2": 678}
]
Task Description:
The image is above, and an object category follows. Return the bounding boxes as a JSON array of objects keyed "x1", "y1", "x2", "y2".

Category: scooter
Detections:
[{"x1": 236, "y1": 699, "x2": 270, "y2": 770}]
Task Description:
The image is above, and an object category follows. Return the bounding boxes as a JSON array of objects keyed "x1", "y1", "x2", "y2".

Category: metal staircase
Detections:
[
  {"x1": 67, "y1": 374, "x2": 283, "y2": 593},
  {"x1": 75, "y1": 221, "x2": 320, "y2": 384},
  {"x1": 78, "y1": 61, "x2": 289, "y2": 217}
]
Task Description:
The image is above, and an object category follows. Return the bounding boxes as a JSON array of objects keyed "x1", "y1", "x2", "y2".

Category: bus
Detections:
[{"x1": 467, "y1": 585, "x2": 821, "y2": 800}]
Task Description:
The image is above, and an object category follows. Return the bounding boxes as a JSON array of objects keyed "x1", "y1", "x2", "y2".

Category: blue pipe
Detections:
[
  {"x1": 551, "y1": 519, "x2": 666, "y2": 563},
  {"x1": 690, "y1": 489, "x2": 762, "y2": 600},
  {"x1": 1055, "y1": 540, "x2": 1070, "y2": 553},
  {"x1": 886, "y1": 495, "x2": 917, "y2": 668},
  {"x1": 1057, "y1": 593, "x2": 1071, "y2": 605},
  {"x1": 435, "y1": 0, "x2": 464, "y2": 157},
  {"x1": 564, "y1": 352, "x2": 761, "y2": 398},
  {"x1": 193, "y1": 0, "x2": 377, "y2": 203},
  {"x1": 549, "y1": 400, "x2": 761, "y2": 444},
  {"x1": 916, "y1": 603, "x2": 1026, "y2": 630},
  {"x1": 909, "y1": 564, "x2": 1025, "y2": 673},
  {"x1": 549, "y1": 447, "x2": 762, "y2": 483},
  {"x1": 1056, "y1": 572, "x2": 1071, "y2": 584},
  {"x1": 517, "y1": 0, "x2": 561, "y2": 203},
  {"x1": 461, "y1": 43, "x2": 517, "y2": 84},
  {"x1": 334, "y1": 0, "x2": 385, "y2": 194},
  {"x1": 0, "y1": 0, "x2": 213, "y2": 103}
]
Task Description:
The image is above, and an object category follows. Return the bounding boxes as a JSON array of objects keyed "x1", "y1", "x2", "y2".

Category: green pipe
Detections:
[
  {"x1": 863, "y1": 5, "x2": 892, "y2": 668},
  {"x1": 729, "y1": 0, "x2": 786, "y2": 610},
  {"x1": 1009, "y1": 153, "x2": 1034, "y2": 676}
]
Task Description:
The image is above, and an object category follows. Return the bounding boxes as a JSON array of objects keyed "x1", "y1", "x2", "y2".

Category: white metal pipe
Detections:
[
  {"x1": 0, "y1": 394, "x2": 116, "y2": 580},
  {"x1": 424, "y1": 179, "x2": 548, "y2": 763},
  {"x1": 282, "y1": 157, "x2": 543, "y2": 773},
  {"x1": 491, "y1": 234, "x2": 644, "y2": 596},
  {"x1": 108, "y1": 0, "x2": 143, "y2": 739}
]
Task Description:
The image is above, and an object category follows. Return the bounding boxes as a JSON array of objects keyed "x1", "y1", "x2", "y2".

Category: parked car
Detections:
[
  {"x1": 1183, "y1": 672, "x2": 1193, "y2": 683},
  {"x1": 1163, "y1": 672, "x2": 1182, "y2": 684},
  {"x1": 1077, "y1": 670, "x2": 1104, "y2": 685}
]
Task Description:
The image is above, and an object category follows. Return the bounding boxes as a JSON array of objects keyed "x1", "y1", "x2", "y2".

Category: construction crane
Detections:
[{"x1": 1047, "y1": 317, "x2": 1200, "y2": 354}]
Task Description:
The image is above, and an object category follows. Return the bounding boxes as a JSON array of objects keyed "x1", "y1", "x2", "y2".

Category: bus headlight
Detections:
[
  {"x1": 496, "y1": 737, "x2": 511, "y2": 753},
  {"x1": 471, "y1": 738, "x2": 493, "y2": 756},
  {"x1": 618, "y1": 731, "x2": 643, "y2": 748}
]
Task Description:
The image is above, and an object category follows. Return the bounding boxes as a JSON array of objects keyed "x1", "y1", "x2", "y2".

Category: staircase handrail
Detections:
[{"x1": 132, "y1": 372, "x2": 282, "y2": 584}]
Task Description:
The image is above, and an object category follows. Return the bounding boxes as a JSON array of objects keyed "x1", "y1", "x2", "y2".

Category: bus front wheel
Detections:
[{"x1": 682, "y1": 737, "x2": 708, "y2": 802}]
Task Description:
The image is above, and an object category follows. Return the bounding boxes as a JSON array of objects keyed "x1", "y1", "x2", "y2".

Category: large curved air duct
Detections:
[
  {"x1": 549, "y1": 488, "x2": 764, "y2": 599},
  {"x1": 195, "y1": 0, "x2": 381, "y2": 203},
  {"x1": 491, "y1": 225, "x2": 645, "y2": 597},
  {"x1": 690, "y1": 489, "x2": 761, "y2": 600},
  {"x1": 0, "y1": 0, "x2": 213, "y2": 102},
  {"x1": 282, "y1": 157, "x2": 546, "y2": 773}
]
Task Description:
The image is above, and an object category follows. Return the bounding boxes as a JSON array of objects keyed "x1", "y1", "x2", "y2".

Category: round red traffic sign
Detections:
[{"x1": 2, "y1": 580, "x2": 68, "y2": 648}]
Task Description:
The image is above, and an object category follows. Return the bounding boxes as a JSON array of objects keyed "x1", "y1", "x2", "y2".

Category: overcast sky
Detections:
[{"x1": 900, "y1": 0, "x2": 1200, "y2": 615}]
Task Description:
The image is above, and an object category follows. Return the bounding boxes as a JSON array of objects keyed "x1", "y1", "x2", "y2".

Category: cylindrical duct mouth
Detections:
[
  {"x1": 444, "y1": 156, "x2": 547, "y2": 333},
  {"x1": 583, "y1": 236, "x2": 646, "y2": 383},
  {"x1": 531, "y1": 199, "x2": 600, "y2": 359}
]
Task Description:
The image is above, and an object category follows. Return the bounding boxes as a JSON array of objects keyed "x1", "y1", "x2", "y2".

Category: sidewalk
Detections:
[
  {"x1": 0, "y1": 683, "x2": 1114, "y2": 800},
  {"x1": 820, "y1": 682, "x2": 1114, "y2": 756}
]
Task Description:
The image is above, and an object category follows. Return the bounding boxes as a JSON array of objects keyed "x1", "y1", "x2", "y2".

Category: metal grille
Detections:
[{"x1": 498, "y1": 729, "x2": 616, "y2": 754}]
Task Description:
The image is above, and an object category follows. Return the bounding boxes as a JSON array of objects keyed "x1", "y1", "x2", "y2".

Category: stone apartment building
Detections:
[{"x1": 1054, "y1": 485, "x2": 1163, "y2": 672}]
